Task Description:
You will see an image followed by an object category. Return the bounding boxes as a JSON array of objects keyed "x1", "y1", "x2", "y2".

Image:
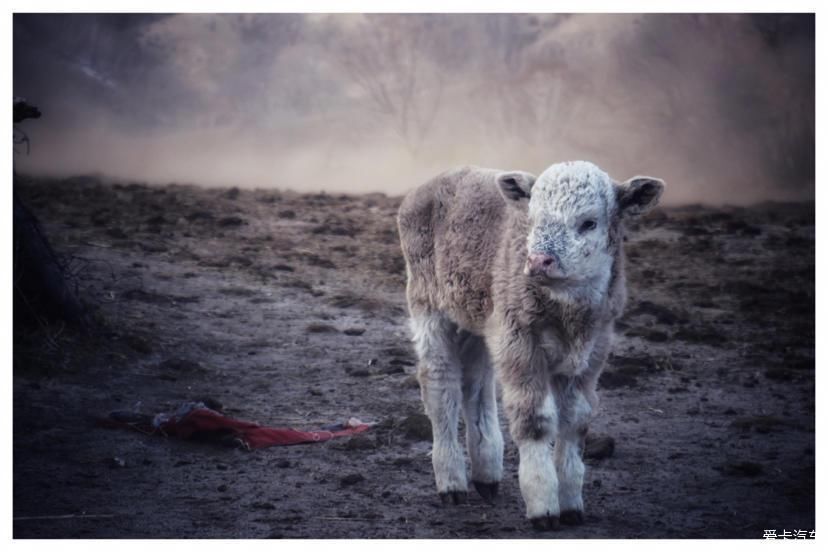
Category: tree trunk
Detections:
[{"x1": 13, "y1": 187, "x2": 87, "y2": 327}]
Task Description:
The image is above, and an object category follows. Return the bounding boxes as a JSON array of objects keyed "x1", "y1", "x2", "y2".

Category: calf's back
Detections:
[{"x1": 397, "y1": 166, "x2": 508, "y2": 333}]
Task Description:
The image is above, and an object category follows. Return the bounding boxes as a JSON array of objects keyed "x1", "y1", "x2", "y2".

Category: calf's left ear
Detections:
[
  {"x1": 616, "y1": 176, "x2": 665, "y2": 217},
  {"x1": 497, "y1": 171, "x2": 536, "y2": 203}
]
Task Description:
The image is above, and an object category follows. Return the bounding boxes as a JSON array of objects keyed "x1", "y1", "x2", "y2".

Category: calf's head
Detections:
[{"x1": 497, "y1": 161, "x2": 664, "y2": 285}]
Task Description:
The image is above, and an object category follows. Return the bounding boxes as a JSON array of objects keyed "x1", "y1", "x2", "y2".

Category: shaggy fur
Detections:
[{"x1": 398, "y1": 161, "x2": 664, "y2": 529}]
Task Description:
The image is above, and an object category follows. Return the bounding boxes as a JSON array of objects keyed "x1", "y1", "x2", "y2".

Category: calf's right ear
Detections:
[
  {"x1": 616, "y1": 176, "x2": 665, "y2": 218},
  {"x1": 497, "y1": 171, "x2": 536, "y2": 203}
]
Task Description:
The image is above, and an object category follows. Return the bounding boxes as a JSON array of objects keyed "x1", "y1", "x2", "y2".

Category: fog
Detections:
[{"x1": 13, "y1": 13, "x2": 814, "y2": 204}]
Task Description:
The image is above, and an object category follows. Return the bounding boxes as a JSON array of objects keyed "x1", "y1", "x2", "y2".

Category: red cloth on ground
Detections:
[
  {"x1": 160, "y1": 408, "x2": 371, "y2": 448},
  {"x1": 100, "y1": 406, "x2": 372, "y2": 449}
]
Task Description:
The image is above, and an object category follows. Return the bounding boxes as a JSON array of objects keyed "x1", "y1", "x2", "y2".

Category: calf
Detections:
[{"x1": 397, "y1": 161, "x2": 664, "y2": 530}]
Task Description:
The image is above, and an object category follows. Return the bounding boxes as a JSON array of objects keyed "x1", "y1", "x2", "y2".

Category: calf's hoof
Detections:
[
  {"x1": 560, "y1": 509, "x2": 584, "y2": 525},
  {"x1": 530, "y1": 514, "x2": 560, "y2": 532},
  {"x1": 472, "y1": 480, "x2": 499, "y2": 503},
  {"x1": 439, "y1": 490, "x2": 468, "y2": 505}
]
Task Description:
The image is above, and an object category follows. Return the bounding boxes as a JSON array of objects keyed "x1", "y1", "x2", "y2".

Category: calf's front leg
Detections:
[
  {"x1": 498, "y1": 341, "x2": 561, "y2": 530},
  {"x1": 554, "y1": 329, "x2": 610, "y2": 523},
  {"x1": 552, "y1": 378, "x2": 594, "y2": 525}
]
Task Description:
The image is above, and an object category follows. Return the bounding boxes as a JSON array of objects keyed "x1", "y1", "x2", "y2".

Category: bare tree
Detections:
[{"x1": 331, "y1": 15, "x2": 446, "y2": 156}]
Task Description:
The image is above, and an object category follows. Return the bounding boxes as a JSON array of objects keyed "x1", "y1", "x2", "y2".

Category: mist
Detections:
[{"x1": 13, "y1": 13, "x2": 814, "y2": 204}]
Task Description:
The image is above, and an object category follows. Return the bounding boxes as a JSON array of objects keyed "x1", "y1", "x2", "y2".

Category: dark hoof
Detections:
[
  {"x1": 439, "y1": 490, "x2": 468, "y2": 505},
  {"x1": 560, "y1": 509, "x2": 584, "y2": 525},
  {"x1": 472, "y1": 480, "x2": 499, "y2": 503},
  {"x1": 530, "y1": 514, "x2": 560, "y2": 531}
]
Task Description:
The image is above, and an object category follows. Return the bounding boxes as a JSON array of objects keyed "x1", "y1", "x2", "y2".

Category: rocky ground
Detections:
[{"x1": 13, "y1": 175, "x2": 814, "y2": 538}]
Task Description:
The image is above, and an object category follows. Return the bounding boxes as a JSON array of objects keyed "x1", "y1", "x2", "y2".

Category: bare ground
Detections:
[{"x1": 13, "y1": 175, "x2": 814, "y2": 538}]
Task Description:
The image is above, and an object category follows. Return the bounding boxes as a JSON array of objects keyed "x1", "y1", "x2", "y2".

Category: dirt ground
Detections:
[{"x1": 12, "y1": 175, "x2": 814, "y2": 538}]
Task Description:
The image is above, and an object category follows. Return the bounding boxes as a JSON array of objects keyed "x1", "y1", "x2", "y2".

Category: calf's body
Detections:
[{"x1": 397, "y1": 162, "x2": 663, "y2": 529}]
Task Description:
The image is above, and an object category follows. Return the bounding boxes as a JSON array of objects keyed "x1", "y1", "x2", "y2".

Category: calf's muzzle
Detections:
[{"x1": 525, "y1": 252, "x2": 562, "y2": 279}]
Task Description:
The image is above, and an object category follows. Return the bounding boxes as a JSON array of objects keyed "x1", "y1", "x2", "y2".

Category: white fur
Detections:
[
  {"x1": 526, "y1": 161, "x2": 617, "y2": 288},
  {"x1": 411, "y1": 313, "x2": 467, "y2": 494},
  {"x1": 517, "y1": 394, "x2": 560, "y2": 519}
]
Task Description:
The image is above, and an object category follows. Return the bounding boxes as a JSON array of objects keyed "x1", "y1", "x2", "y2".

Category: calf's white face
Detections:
[{"x1": 497, "y1": 161, "x2": 664, "y2": 286}]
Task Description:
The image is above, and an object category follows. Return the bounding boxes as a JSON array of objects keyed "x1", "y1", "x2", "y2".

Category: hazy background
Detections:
[{"x1": 13, "y1": 13, "x2": 814, "y2": 204}]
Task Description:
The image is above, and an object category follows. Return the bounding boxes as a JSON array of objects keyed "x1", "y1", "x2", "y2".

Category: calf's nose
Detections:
[{"x1": 525, "y1": 252, "x2": 559, "y2": 276}]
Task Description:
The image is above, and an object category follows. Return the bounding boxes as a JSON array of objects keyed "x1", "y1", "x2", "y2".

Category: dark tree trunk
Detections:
[{"x1": 13, "y1": 188, "x2": 87, "y2": 327}]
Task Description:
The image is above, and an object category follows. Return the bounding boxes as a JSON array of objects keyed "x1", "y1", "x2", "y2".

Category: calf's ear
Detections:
[
  {"x1": 497, "y1": 171, "x2": 536, "y2": 203},
  {"x1": 616, "y1": 176, "x2": 665, "y2": 218}
]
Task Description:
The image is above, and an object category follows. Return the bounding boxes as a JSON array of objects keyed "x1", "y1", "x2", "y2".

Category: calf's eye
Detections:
[{"x1": 579, "y1": 219, "x2": 597, "y2": 233}]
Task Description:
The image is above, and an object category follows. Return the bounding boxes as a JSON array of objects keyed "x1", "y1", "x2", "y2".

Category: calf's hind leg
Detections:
[
  {"x1": 411, "y1": 311, "x2": 468, "y2": 504},
  {"x1": 459, "y1": 333, "x2": 504, "y2": 502}
]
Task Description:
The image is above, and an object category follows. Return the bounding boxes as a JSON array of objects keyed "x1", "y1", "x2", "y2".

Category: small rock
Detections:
[
  {"x1": 599, "y1": 370, "x2": 639, "y2": 390},
  {"x1": 276, "y1": 460, "x2": 291, "y2": 469},
  {"x1": 399, "y1": 413, "x2": 432, "y2": 441},
  {"x1": 218, "y1": 484, "x2": 229, "y2": 492},
  {"x1": 158, "y1": 358, "x2": 204, "y2": 372},
  {"x1": 380, "y1": 365, "x2": 406, "y2": 375},
  {"x1": 186, "y1": 210, "x2": 214, "y2": 222},
  {"x1": 584, "y1": 434, "x2": 615, "y2": 460},
  {"x1": 195, "y1": 397, "x2": 224, "y2": 411},
  {"x1": 218, "y1": 216, "x2": 245, "y2": 227},
  {"x1": 718, "y1": 461, "x2": 763, "y2": 477},
  {"x1": 140, "y1": 242, "x2": 168, "y2": 253},
  {"x1": 124, "y1": 334, "x2": 152, "y2": 354},
  {"x1": 375, "y1": 417, "x2": 396, "y2": 430},
  {"x1": 730, "y1": 415, "x2": 786, "y2": 434},
  {"x1": 764, "y1": 368, "x2": 794, "y2": 382},
  {"x1": 340, "y1": 473, "x2": 365, "y2": 487},
  {"x1": 343, "y1": 435, "x2": 376, "y2": 451},
  {"x1": 343, "y1": 328, "x2": 366, "y2": 336},
  {"x1": 305, "y1": 323, "x2": 337, "y2": 333},
  {"x1": 108, "y1": 457, "x2": 126, "y2": 469},
  {"x1": 106, "y1": 227, "x2": 128, "y2": 240}
]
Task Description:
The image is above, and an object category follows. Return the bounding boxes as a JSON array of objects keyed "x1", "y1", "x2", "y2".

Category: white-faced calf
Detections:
[{"x1": 397, "y1": 161, "x2": 664, "y2": 530}]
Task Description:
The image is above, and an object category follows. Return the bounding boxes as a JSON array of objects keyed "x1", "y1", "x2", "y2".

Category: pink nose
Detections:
[{"x1": 526, "y1": 252, "x2": 559, "y2": 276}]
